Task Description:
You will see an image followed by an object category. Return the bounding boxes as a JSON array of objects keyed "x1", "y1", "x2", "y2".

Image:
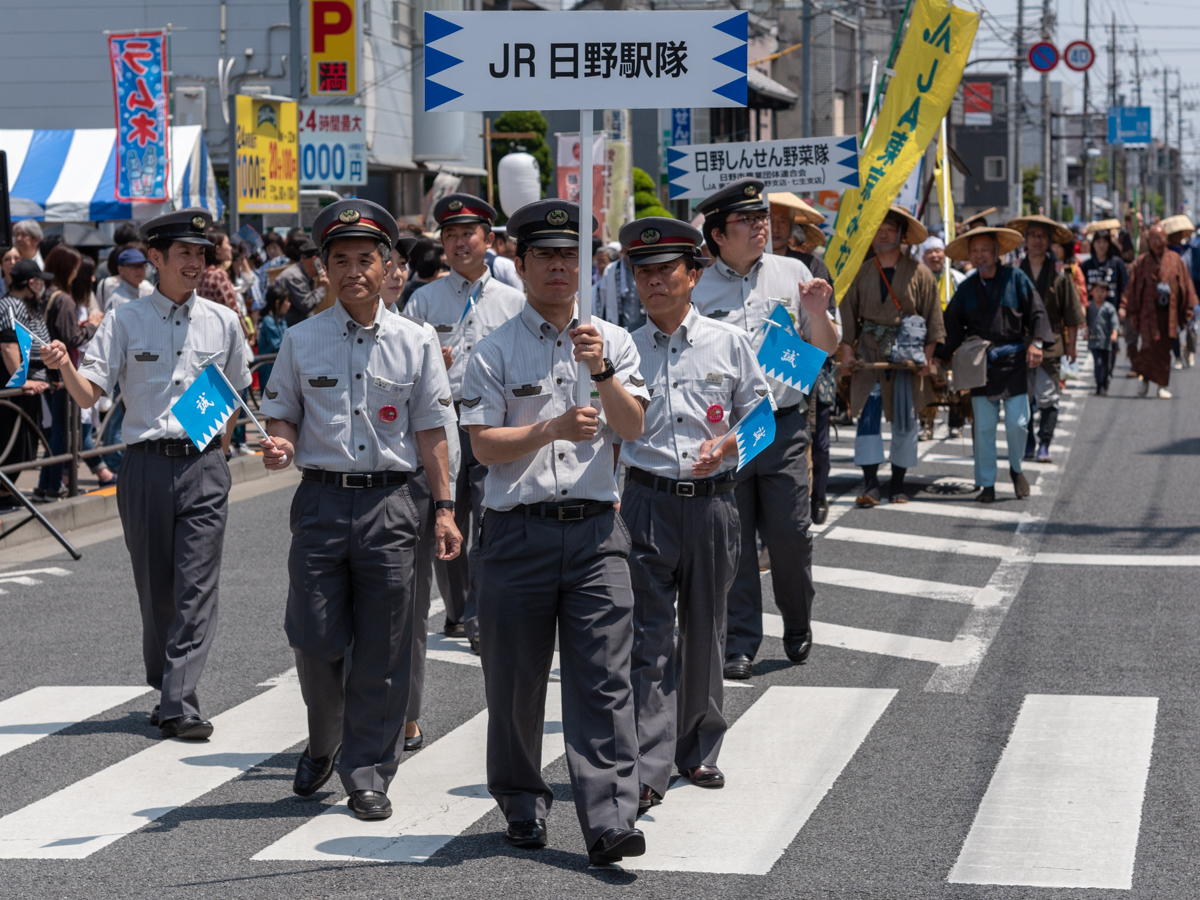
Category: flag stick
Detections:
[
  {"x1": 577, "y1": 108, "x2": 594, "y2": 409},
  {"x1": 201, "y1": 358, "x2": 271, "y2": 444}
]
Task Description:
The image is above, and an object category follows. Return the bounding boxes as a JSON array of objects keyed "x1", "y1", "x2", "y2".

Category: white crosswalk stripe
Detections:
[
  {"x1": 824, "y1": 526, "x2": 1022, "y2": 560},
  {"x1": 0, "y1": 686, "x2": 150, "y2": 760}
]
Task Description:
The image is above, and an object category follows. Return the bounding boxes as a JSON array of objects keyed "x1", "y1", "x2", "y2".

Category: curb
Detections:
[{"x1": 0, "y1": 453, "x2": 279, "y2": 553}]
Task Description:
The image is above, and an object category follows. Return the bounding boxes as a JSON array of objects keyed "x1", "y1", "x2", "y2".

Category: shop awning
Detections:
[
  {"x1": 0, "y1": 125, "x2": 222, "y2": 222},
  {"x1": 748, "y1": 69, "x2": 799, "y2": 111}
]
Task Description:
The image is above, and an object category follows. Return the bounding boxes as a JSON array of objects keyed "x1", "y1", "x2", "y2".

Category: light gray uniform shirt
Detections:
[
  {"x1": 460, "y1": 301, "x2": 650, "y2": 511},
  {"x1": 79, "y1": 289, "x2": 251, "y2": 443},
  {"x1": 690, "y1": 253, "x2": 815, "y2": 409},
  {"x1": 621, "y1": 305, "x2": 774, "y2": 480},
  {"x1": 260, "y1": 298, "x2": 454, "y2": 473},
  {"x1": 405, "y1": 267, "x2": 527, "y2": 401}
]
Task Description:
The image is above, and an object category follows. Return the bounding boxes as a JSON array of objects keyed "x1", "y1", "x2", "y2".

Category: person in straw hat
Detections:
[
  {"x1": 1120, "y1": 222, "x2": 1198, "y2": 397},
  {"x1": 1161, "y1": 214, "x2": 1199, "y2": 368},
  {"x1": 1006, "y1": 214, "x2": 1085, "y2": 463},
  {"x1": 838, "y1": 205, "x2": 944, "y2": 505},
  {"x1": 936, "y1": 227, "x2": 1052, "y2": 503}
]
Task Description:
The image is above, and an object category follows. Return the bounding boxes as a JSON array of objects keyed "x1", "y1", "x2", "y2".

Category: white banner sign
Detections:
[
  {"x1": 423, "y1": 11, "x2": 749, "y2": 112},
  {"x1": 665, "y1": 135, "x2": 860, "y2": 200},
  {"x1": 298, "y1": 105, "x2": 367, "y2": 185}
]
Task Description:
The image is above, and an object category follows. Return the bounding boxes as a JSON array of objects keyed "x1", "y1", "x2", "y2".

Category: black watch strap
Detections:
[
  {"x1": 434, "y1": 500, "x2": 456, "y2": 511},
  {"x1": 591, "y1": 357, "x2": 616, "y2": 382}
]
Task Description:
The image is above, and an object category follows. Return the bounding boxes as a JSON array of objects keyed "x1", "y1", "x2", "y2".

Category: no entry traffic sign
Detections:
[
  {"x1": 1063, "y1": 40, "x2": 1095, "y2": 72},
  {"x1": 1028, "y1": 41, "x2": 1058, "y2": 73}
]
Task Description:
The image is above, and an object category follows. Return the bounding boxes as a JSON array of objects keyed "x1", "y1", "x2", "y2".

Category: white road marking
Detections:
[
  {"x1": 0, "y1": 686, "x2": 151, "y2": 760},
  {"x1": 812, "y1": 565, "x2": 980, "y2": 605},
  {"x1": 823, "y1": 526, "x2": 1021, "y2": 560},
  {"x1": 922, "y1": 453, "x2": 1060, "y2": 472},
  {"x1": 0, "y1": 671, "x2": 308, "y2": 859},
  {"x1": 764, "y1": 613, "x2": 982, "y2": 666},
  {"x1": 628, "y1": 686, "x2": 896, "y2": 875},
  {"x1": 0, "y1": 567, "x2": 70, "y2": 582},
  {"x1": 837, "y1": 495, "x2": 1037, "y2": 525},
  {"x1": 255, "y1": 683, "x2": 566, "y2": 863},
  {"x1": 949, "y1": 694, "x2": 1158, "y2": 890},
  {"x1": 1033, "y1": 553, "x2": 1200, "y2": 566}
]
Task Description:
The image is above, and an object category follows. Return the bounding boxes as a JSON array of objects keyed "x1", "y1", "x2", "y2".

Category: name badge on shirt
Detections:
[
  {"x1": 706, "y1": 372, "x2": 724, "y2": 385},
  {"x1": 373, "y1": 376, "x2": 407, "y2": 394}
]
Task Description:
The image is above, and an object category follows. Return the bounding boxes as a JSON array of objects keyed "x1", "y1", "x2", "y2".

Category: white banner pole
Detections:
[
  {"x1": 577, "y1": 108, "x2": 594, "y2": 409},
  {"x1": 941, "y1": 116, "x2": 952, "y2": 308}
]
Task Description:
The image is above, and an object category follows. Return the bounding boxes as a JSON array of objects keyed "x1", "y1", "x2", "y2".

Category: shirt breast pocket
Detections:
[
  {"x1": 301, "y1": 372, "x2": 350, "y2": 425},
  {"x1": 367, "y1": 381, "x2": 413, "y2": 434},
  {"x1": 694, "y1": 378, "x2": 733, "y2": 422},
  {"x1": 503, "y1": 379, "x2": 553, "y2": 428},
  {"x1": 124, "y1": 348, "x2": 170, "y2": 402}
]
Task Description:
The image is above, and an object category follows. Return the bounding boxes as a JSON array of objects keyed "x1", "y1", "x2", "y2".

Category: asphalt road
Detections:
[{"x1": 0, "y1": 351, "x2": 1196, "y2": 899}]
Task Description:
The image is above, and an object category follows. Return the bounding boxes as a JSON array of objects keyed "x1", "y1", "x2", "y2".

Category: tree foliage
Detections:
[{"x1": 632, "y1": 167, "x2": 673, "y2": 220}]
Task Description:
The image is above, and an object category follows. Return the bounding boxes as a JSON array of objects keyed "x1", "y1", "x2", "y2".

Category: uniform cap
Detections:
[
  {"x1": 696, "y1": 178, "x2": 768, "y2": 219},
  {"x1": 618, "y1": 217, "x2": 703, "y2": 266},
  {"x1": 506, "y1": 199, "x2": 598, "y2": 250},
  {"x1": 311, "y1": 199, "x2": 400, "y2": 249},
  {"x1": 140, "y1": 208, "x2": 214, "y2": 247},
  {"x1": 433, "y1": 192, "x2": 497, "y2": 227}
]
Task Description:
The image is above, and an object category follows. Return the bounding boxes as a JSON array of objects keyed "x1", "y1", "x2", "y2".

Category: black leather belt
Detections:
[
  {"x1": 774, "y1": 404, "x2": 801, "y2": 418},
  {"x1": 302, "y1": 469, "x2": 408, "y2": 489},
  {"x1": 627, "y1": 467, "x2": 736, "y2": 497},
  {"x1": 128, "y1": 438, "x2": 219, "y2": 457},
  {"x1": 505, "y1": 500, "x2": 615, "y2": 522}
]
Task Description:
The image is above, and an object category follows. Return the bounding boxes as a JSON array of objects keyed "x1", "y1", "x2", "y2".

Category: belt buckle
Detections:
[
  {"x1": 165, "y1": 443, "x2": 188, "y2": 458},
  {"x1": 674, "y1": 481, "x2": 695, "y2": 497},
  {"x1": 557, "y1": 504, "x2": 586, "y2": 522},
  {"x1": 341, "y1": 473, "x2": 371, "y2": 489}
]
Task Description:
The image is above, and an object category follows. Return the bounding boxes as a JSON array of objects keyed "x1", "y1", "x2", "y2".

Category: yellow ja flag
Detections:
[
  {"x1": 934, "y1": 120, "x2": 955, "y2": 308},
  {"x1": 828, "y1": 0, "x2": 979, "y2": 300}
]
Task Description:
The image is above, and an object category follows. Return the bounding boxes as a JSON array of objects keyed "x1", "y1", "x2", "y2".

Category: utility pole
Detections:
[
  {"x1": 289, "y1": 0, "x2": 302, "y2": 103},
  {"x1": 801, "y1": 0, "x2": 812, "y2": 137},
  {"x1": 1163, "y1": 66, "x2": 1170, "y2": 214},
  {"x1": 1177, "y1": 69, "x2": 1183, "y2": 215},
  {"x1": 1108, "y1": 14, "x2": 1117, "y2": 214},
  {"x1": 1083, "y1": 0, "x2": 1091, "y2": 222},
  {"x1": 1133, "y1": 41, "x2": 1144, "y2": 222},
  {"x1": 1040, "y1": 0, "x2": 1052, "y2": 215},
  {"x1": 1013, "y1": 0, "x2": 1025, "y2": 215}
]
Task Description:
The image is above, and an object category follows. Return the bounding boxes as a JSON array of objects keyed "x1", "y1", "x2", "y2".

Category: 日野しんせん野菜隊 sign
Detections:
[
  {"x1": 422, "y1": 11, "x2": 750, "y2": 112},
  {"x1": 666, "y1": 136, "x2": 860, "y2": 199}
]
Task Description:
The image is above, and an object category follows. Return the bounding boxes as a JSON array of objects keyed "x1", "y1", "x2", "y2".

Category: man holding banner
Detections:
[
  {"x1": 691, "y1": 177, "x2": 838, "y2": 680},
  {"x1": 615, "y1": 217, "x2": 772, "y2": 814},
  {"x1": 41, "y1": 209, "x2": 252, "y2": 741}
]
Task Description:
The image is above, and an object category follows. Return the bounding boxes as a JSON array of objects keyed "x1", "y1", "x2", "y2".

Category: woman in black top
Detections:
[{"x1": 1081, "y1": 229, "x2": 1129, "y2": 307}]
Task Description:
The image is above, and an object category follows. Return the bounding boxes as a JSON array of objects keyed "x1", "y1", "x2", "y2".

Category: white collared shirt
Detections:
[
  {"x1": 79, "y1": 289, "x2": 251, "y2": 443},
  {"x1": 690, "y1": 253, "x2": 815, "y2": 408},
  {"x1": 460, "y1": 300, "x2": 650, "y2": 511},
  {"x1": 405, "y1": 266, "x2": 527, "y2": 400},
  {"x1": 260, "y1": 298, "x2": 454, "y2": 472},
  {"x1": 620, "y1": 305, "x2": 773, "y2": 480}
]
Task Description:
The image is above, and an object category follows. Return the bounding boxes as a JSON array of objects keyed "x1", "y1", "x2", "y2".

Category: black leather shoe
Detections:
[
  {"x1": 681, "y1": 765, "x2": 725, "y2": 788},
  {"x1": 444, "y1": 618, "x2": 466, "y2": 638},
  {"x1": 977, "y1": 486, "x2": 996, "y2": 503},
  {"x1": 293, "y1": 745, "x2": 339, "y2": 797},
  {"x1": 811, "y1": 497, "x2": 829, "y2": 525},
  {"x1": 1011, "y1": 469, "x2": 1031, "y2": 499},
  {"x1": 404, "y1": 729, "x2": 424, "y2": 752},
  {"x1": 637, "y1": 784, "x2": 662, "y2": 815},
  {"x1": 348, "y1": 790, "x2": 392, "y2": 820},
  {"x1": 722, "y1": 654, "x2": 753, "y2": 680},
  {"x1": 588, "y1": 827, "x2": 646, "y2": 866},
  {"x1": 149, "y1": 704, "x2": 160, "y2": 727},
  {"x1": 504, "y1": 818, "x2": 547, "y2": 849},
  {"x1": 783, "y1": 629, "x2": 813, "y2": 664},
  {"x1": 470, "y1": 636, "x2": 480, "y2": 656},
  {"x1": 159, "y1": 715, "x2": 213, "y2": 740}
]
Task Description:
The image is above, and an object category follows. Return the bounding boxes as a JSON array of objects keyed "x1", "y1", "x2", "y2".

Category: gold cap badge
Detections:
[
  {"x1": 546, "y1": 209, "x2": 569, "y2": 227},
  {"x1": 339, "y1": 208, "x2": 361, "y2": 224}
]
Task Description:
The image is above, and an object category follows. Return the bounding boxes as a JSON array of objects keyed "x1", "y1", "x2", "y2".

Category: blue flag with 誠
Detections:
[
  {"x1": 170, "y1": 364, "x2": 238, "y2": 451},
  {"x1": 730, "y1": 395, "x2": 776, "y2": 472},
  {"x1": 4, "y1": 321, "x2": 35, "y2": 388},
  {"x1": 757, "y1": 302, "x2": 827, "y2": 394}
]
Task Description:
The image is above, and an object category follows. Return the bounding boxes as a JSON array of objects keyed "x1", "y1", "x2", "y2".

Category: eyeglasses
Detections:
[
  {"x1": 528, "y1": 248, "x2": 579, "y2": 261},
  {"x1": 727, "y1": 213, "x2": 770, "y2": 228}
]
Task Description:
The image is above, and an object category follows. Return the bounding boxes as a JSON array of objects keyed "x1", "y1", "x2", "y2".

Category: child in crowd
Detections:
[{"x1": 1086, "y1": 280, "x2": 1119, "y2": 395}]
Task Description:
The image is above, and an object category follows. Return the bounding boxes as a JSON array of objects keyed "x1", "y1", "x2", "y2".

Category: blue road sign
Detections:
[
  {"x1": 1107, "y1": 107, "x2": 1152, "y2": 146},
  {"x1": 1028, "y1": 41, "x2": 1058, "y2": 73}
]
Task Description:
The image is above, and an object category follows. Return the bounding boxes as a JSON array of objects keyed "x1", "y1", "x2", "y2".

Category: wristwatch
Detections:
[
  {"x1": 591, "y1": 357, "x2": 616, "y2": 382},
  {"x1": 434, "y1": 500, "x2": 456, "y2": 511}
]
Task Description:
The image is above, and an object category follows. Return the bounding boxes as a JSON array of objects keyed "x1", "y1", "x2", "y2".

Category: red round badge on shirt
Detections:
[
  {"x1": 378, "y1": 405, "x2": 398, "y2": 423},
  {"x1": 707, "y1": 404, "x2": 724, "y2": 423}
]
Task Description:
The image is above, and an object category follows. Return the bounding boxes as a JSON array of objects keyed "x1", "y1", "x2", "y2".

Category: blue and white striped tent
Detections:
[{"x1": 0, "y1": 125, "x2": 222, "y2": 222}]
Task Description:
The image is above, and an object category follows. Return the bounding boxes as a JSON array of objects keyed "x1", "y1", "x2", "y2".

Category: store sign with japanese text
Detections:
[
  {"x1": 310, "y1": 0, "x2": 358, "y2": 96},
  {"x1": 666, "y1": 135, "x2": 859, "y2": 200},
  {"x1": 235, "y1": 96, "x2": 299, "y2": 213},
  {"x1": 108, "y1": 32, "x2": 169, "y2": 201},
  {"x1": 299, "y1": 106, "x2": 367, "y2": 185}
]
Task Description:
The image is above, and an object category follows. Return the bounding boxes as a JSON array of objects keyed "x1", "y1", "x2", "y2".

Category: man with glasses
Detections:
[
  {"x1": 691, "y1": 177, "x2": 838, "y2": 681},
  {"x1": 406, "y1": 193, "x2": 526, "y2": 649},
  {"x1": 276, "y1": 239, "x2": 330, "y2": 326},
  {"x1": 460, "y1": 199, "x2": 650, "y2": 867}
]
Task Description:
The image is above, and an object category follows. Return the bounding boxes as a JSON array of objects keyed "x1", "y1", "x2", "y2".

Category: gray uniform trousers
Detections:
[
  {"x1": 117, "y1": 445, "x2": 230, "y2": 721},
  {"x1": 620, "y1": 479, "x2": 740, "y2": 798},
  {"x1": 477, "y1": 507, "x2": 640, "y2": 848},
  {"x1": 439, "y1": 422, "x2": 487, "y2": 637},
  {"x1": 727, "y1": 405, "x2": 815, "y2": 660},
  {"x1": 286, "y1": 478, "x2": 419, "y2": 794}
]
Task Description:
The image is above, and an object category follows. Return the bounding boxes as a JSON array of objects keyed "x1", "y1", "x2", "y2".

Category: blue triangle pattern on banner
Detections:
[
  {"x1": 713, "y1": 76, "x2": 747, "y2": 105},
  {"x1": 425, "y1": 45, "x2": 462, "y2": 78},
  {"x1": 667, "y1": 164, "x2": 688, "y2": 182},
  {"x1": 666, "y1": 146, "x2": 687, "y2": 164},
  {"x1": 669, "y1": 181, "x2": 687, "y2": 199},
  {"x1": 425, "y1": 79, "x2": 463, "y2": 111},
  {"x1": 838, "y1": 154, "x2": 858, "y2": 170},
  {"x1": 837, "y1": 136, "x2": 857, "y2": 152},
  {"x1": 714, "y1": 45, "x2": 746, "y2": 73},
  {"x1": 839, "y1": 171, "x2": 861, "y2": 187},
  {"x1": 424, "y1": 13, "x2": 463, "y2": 44},
  {"x1": 714, "y1": 12, "x2": 747, "y2": 41}
]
